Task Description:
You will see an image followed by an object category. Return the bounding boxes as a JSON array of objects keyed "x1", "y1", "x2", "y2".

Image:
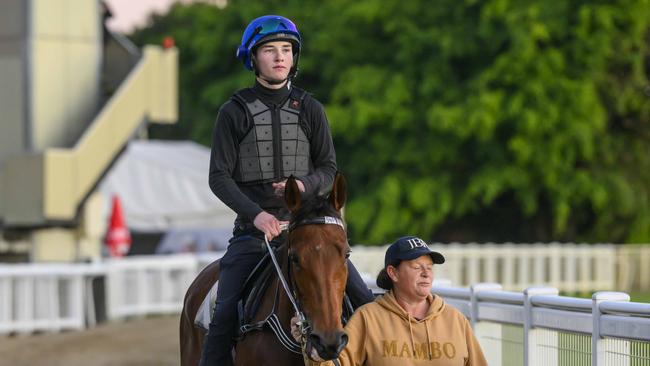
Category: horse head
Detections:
[{"x1": 284, "y1": 172, "x2": 349, "y2": 361}]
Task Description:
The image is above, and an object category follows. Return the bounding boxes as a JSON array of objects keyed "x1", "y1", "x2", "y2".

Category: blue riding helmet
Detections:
[{"x1": 236, "y1": 15, "x2": 302, "y2": 77}]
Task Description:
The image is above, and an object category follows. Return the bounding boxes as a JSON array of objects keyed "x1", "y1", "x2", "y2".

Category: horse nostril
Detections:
[
  {"x1": 336, "y1": 331, "x2": 348, "y2": 354},
  {"x1": 308, "y1": 333, "x2": 319, "y2": 342},
  {"x1": 308, "y1": 333, "x2": 323, "y2": 349},
  {"x1": 309, "y1": 331, "x2": 348, "y2": 360}
]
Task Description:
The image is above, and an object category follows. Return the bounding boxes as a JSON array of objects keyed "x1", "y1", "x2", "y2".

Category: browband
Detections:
[{"x1": 288, "y1": 216, "x2": 345, "y2": 232}]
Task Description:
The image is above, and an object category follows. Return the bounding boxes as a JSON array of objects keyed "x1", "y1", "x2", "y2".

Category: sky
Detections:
[{"x1": 104, "y1": 0, "x2": 186, "y2": 33}]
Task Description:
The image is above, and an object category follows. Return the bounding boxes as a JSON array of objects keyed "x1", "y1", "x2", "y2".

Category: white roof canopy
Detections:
[{"x1": 100, "y1": 140, "x2": 236, "y2": 233}]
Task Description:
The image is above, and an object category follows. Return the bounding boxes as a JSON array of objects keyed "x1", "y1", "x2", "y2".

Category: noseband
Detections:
[{"x1": 262, "y1": 215, "x2": 345, "y2": 359}]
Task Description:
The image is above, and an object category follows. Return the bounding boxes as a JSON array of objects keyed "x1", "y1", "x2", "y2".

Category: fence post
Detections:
[
  {"x1": 469, "y1": 283, "x2": 502, "y2": 365},
  {"x1": 524, "y1": 287, "x2": 558, "y2": 366},
  {"x1": 0, "y1": 274, "x2": 10, "y2": 335},
  {"x1": 592, "y1": 291, "x2": 630, "y2": 366},
  {"x1": 640, "y1": 247, "x2": 650, "y2": 292},
  {"x1": 469, "y1": 283, "x2": 502, "y2": 327},
  {"x1": 467, "y1": 244, "x2": 481, "y2": 285},
  {"x1": 549, "y1": 243, "x2": 562, "y2": 289},
  {"x1": 502, "y1": 244, "x2": 516, "y2": 290}
]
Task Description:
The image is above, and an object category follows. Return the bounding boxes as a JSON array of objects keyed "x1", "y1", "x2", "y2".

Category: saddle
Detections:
[{"x1": 193, "y1": 250, "x2": 273, "y2": 332}]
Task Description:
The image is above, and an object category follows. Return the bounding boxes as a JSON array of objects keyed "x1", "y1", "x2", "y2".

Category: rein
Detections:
[
  {"x1": 263, "y1": 230, "x2": 303, "y2": 327},
  {"x1": 262, "y1": 216, "x2": 345, "y2": 362}
]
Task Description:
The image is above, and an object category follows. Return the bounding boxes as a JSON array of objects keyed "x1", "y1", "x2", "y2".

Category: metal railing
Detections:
[{"x1": 433, "y1": 283, "x2": 650, "y2": 366}]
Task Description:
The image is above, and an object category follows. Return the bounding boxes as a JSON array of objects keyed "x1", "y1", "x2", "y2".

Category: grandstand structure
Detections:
[{"x1": 0, "y1": 0, "x2": 177, "y2": 262}]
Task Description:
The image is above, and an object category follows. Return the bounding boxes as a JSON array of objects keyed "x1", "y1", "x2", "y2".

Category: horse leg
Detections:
[{"x1": 180, "y1": 259, "x2": 221, "y2": 366}]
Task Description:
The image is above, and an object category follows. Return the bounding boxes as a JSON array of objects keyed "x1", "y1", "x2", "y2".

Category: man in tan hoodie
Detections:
[{"x1": 297, "y1": 236, "x2": 488, "y2": 365}]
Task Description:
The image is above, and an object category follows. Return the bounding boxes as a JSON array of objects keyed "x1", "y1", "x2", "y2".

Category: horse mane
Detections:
[{"x1": 290, "y1": 193, "x2": 341, "y2": 224}]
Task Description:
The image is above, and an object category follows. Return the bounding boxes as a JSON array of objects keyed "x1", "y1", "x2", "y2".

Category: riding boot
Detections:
[{"x1": 345, "y1": 260, "x2": 375, "y2": 308}]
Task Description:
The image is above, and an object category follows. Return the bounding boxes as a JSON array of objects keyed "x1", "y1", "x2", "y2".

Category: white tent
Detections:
[{"x1": 100, "y1": 140, "x2": 236, "y2": 235}]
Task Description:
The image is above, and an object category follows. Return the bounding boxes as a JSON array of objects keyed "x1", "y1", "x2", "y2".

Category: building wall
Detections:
[
  {"x1": 0, "y1": 0, "x2": 102, "y2": 155},
  {"x1": 0, "y1": 0, "x2": 27, "y2": 161},
  {"x1": 0, "y1": 0, "x2": 28, "y2": 218},
  {"x1": 0, "y1": 0, "x2": 102, "y2": 222},
  {"x1": 0, "y1": 0, "x2": 178, "y2": 262},
  {"x1": 30, "y1": 0, "x2": 102, "y2": 150}
]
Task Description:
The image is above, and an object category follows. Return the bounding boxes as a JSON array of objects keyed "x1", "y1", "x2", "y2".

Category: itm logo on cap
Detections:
[{"x1": 405, "y1": 237, "x2": 427, "y2": 250}]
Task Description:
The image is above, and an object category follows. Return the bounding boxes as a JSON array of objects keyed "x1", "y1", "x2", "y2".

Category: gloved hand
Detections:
[
  {"x1": 290, "y1": 314, "x2": 302, "y2": 343},
  {"x1": 291, "y1": 313, "x2": 325, "y2": 362}
]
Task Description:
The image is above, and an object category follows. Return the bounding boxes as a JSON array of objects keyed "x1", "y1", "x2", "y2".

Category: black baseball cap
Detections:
[
  {"x1": 384, "y1": 236, "x2": 445, "y2": 267},
  {"x1": 376, "y1": 236, "x2": 445, "y2": 290}
]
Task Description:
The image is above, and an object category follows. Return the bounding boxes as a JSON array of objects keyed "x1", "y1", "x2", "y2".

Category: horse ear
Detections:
[
  {"x1": 329, "y1": 172, "x2": 347, "y2": 211},
  {"x1": 284, "y1": 175, "x2": 302, "y2": 213}
]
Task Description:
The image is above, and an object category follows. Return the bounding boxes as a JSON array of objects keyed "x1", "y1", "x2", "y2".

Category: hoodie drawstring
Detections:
[
  {"x1": 407, "y1": 314, "x2": 416, "y2": 358},
  {"x1": 425, "y1": 319, "x2": 433, "y2": 360},
  {"x1": 409, "y1": 314, "x2": 433, "y2": 360}
]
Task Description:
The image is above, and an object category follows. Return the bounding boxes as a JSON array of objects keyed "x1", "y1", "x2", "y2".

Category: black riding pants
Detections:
[{"x1": 199, "y1": 234, "x2": 374, "y2": 366}]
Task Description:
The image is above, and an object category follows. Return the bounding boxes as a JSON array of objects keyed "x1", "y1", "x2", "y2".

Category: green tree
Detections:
[{"x1": 131, "y1": 0, "x2": 650, "y2": 244}]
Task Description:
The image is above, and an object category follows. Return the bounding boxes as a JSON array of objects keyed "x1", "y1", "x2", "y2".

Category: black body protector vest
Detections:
[{"x1": 232, "y1": 87, "x2": 311, "y2": 184}]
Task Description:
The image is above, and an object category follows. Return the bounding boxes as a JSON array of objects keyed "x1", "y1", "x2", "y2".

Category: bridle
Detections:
[{"x1": 263, "y1": 215, "x2": 346, "y2": 360}]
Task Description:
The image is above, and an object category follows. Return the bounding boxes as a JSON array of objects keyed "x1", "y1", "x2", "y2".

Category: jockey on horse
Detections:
[{"x1": 200, "y1": 14, "x2": 374, "y2": 366}]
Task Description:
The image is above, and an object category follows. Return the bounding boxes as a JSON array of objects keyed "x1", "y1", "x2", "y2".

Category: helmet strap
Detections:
[{"x1": 260, "y1": 76, "x2": 289, "y2": 86}]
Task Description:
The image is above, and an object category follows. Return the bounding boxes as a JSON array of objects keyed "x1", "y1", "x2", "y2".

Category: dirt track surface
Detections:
[{"x1": 0, "y1": 315, "x2": 180, "y2": 366}]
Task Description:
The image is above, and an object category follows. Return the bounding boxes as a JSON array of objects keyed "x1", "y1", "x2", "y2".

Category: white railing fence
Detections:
[
  {"x1": 351, "y1": 243, "x2": 650, "y2": 293},
  {"x1": 105, "y1": 254, "x2": 198, "y2": 319},
  {"x1": 104, "y1": 252, "x2": 224, "y2": 320},
  {"x1": 433, "y1": 283, "x2": 650, "y2": 366},
  {"x1": 0, "y1": 252, "x2": 224, "y2": 335},
  {"x1": 617, "y1": 244, "x2": 650, "y2": 293},
  {"x1": 0, "y1": 263, "x2": 104, "y2": 335}
]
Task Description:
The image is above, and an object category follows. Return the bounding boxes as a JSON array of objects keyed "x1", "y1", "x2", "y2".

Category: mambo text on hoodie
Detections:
[{"x1": 308, "y1": 291, "x2": 488, "y2": 366}]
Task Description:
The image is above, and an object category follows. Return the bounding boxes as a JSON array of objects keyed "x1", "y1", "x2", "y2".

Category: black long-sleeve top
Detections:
[{"x1": 208, "y1": 81, "x2": 337, "y2": 229}]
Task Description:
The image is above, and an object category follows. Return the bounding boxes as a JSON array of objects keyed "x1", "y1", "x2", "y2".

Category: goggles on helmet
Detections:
[{"x1": 236, "y1": 15, "x2": 302, "y2": 74}]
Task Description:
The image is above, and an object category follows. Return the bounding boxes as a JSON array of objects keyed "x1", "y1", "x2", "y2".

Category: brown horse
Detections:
[{"x1": 180, "y1": 173, "x2": 350, "y2": 366}]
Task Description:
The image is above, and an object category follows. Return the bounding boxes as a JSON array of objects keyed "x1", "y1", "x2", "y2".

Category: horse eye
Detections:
[
  {"x1": 345, "y1": 251, "x2": 351, "y2": 259},
  {"x1": 290, "y1": 253, "x2": 300, "y2": 266}
]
